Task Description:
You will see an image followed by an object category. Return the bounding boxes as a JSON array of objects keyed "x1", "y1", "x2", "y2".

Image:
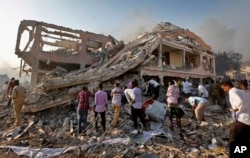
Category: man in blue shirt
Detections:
[{"x1": 185, "y1": 96, "x2": 209, "y2": 123}]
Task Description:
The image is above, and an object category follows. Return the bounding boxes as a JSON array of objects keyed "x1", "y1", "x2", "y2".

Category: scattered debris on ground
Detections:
[{"x1": 0, "y1": 97, "x2": 230, "y2": 157}]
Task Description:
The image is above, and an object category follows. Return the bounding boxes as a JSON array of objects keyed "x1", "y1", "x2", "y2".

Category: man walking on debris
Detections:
[
  {"x1": 166, "y1": 80, "x2": 182, "y2": 131},
  {"x1": 111, "y1": 82, "x2": 123, "y2": 127},
  {"x1": 147, "y1": 79, "x2": 160, "y2": 100},
  {"x1": 77, "y1": 86, "x2": 94, "y2": 135},
  {"x1": 7, "y1": 77, "x2": 15, "y2": 107},
  {"x1": 11, "y1": 80, "x2": 26, "y2": 126},
  {"x1": 220, "y1": 80, "x2": 250, "y2": 143},
  {"x1": 185, "y1": 96, "x2": 209, "y2": 123},
  {"x1": 94, "y1": 83, "x2": 108, "y2": 132},
  {"x1": 127, "y1": 80, "x2": 146, "y2": 129}
]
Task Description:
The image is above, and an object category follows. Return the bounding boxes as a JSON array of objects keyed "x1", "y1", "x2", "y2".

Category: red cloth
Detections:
[
  {"x1": 77, "y1": 90, "x2": 93, "y2": 110},
  {"x1": 142, "y1": 99, "x2": 154, "y2": 120}
]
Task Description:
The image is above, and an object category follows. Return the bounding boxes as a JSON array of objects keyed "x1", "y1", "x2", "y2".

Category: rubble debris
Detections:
[{"x1": 0, "y1": 99, "x2": 230, "y2": 157}]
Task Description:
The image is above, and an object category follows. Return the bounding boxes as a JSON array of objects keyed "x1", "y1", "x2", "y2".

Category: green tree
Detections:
[{"x1": 215, "y1": 51, "x2": 243, "y2": 76}]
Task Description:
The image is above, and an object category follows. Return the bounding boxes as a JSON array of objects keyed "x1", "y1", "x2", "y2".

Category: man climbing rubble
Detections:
[
  {"x1": 146, "y1": 79, "x2": 160, "y2": 100},
  {"x1": 11, "y1": 80, "x2": 26, "y2": 126}
]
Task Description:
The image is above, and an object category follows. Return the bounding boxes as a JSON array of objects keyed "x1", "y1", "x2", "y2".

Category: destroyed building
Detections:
[
  {"x1": 0, "y1": 20, "x2": 230, "y2": 158},
  {"x1": 14, "y1": 20, "x2": 216, "y2": 113}
]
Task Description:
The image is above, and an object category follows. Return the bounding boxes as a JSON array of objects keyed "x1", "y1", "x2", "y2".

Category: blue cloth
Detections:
[{"x1": 232, "y1": 111, "x2": 237, "y2": 122}]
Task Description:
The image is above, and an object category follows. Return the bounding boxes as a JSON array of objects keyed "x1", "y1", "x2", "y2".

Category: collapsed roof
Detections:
[{"x1": 15, "y1": 20, "x2": 215, "y2": 113}]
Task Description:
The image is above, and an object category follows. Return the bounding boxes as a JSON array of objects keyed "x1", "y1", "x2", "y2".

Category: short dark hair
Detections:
[
  {"x1": 169, "y1": 80, "x2": 175, "y2": 85},
  {"x1": 14, "y1": 80, "x2": 19, "y2": 85},
  {"x1": 132, "y1": 80, "x2": 138, "y2": 87},
  {"x1": 220, "y1": 80, "x2": 233, "y2": 87},
  {"x1": 82, "y1": 86, "x2": 87, "y2": 91},
  {"x1": 99, "y1": 83, "x2": 103, "y2": 89},
  {"x1": 239, "y1": 80, "x2": 248, "y2": 88},
  {"x1": 115, "y1": 82, "x2": 120, "y2": 87}
]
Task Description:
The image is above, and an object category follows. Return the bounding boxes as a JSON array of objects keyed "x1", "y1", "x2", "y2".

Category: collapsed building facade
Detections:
[{"x1": 15, "y1": 20, "x2": 216, "y2": 113}]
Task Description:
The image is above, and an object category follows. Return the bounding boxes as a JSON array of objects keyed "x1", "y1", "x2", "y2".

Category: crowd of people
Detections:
[{"x1": 1, "y1": 76, "x2": 250, "y2": 144}]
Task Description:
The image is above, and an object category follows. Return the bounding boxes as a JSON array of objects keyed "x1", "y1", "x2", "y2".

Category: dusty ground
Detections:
[{"x1": 0, "y1": 97, "x2": 230, "y2": 158}]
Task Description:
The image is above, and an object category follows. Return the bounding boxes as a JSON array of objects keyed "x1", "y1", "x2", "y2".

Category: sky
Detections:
[{"x1": 0, "y1": 0, "x2": 250, "y2": 80}]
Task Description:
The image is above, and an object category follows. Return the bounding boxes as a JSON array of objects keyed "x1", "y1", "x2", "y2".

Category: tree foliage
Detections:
[{"x1": 215, "y1": 51, "x2": 243, "y2": 76}]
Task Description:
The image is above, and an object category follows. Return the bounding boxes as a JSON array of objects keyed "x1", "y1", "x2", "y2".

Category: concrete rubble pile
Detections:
[{"x1": 0, "y1": 100, "x2": 230, "y2": 157}]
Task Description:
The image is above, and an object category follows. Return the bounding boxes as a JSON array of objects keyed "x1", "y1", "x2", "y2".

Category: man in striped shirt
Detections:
[{"x1": 111, "y1": 82, "x2": 123, "y2": 127}]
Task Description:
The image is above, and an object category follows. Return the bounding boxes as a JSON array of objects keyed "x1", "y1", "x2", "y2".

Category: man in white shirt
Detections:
[
  {"x1": 125, "y1": 80, "x2": 146, "y2": 129},
  {"x1": 198, "y1": 83, "x2": 209, "y2": 99},
  {"x1": 147, "y1": 79, "x2": 160, "y2": 100},
  {"x1": 182, "y1": 79, "x2": 192, "y2": 98},
  {"x1": 220, "y1": 80, "x2": 250, "y2": 143}
]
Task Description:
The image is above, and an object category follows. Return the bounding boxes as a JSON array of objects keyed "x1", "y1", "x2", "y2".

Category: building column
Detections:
[
  {"x1": 158, "y1": 43, "x2": 163, "y2": 69},
  {"x1": 30, "y1": 59, "x2": 39, "y2": 89},
  {"x1": 183, "y1": 49, "x2": 186, "y2": 69}
]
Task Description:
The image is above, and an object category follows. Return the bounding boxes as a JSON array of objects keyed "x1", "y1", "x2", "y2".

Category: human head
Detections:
[
  {"x1": 114, "y1": 82, "x2": 120, "y2": 88},
  {"x1": 131, "y1": 80, "x2": 138, "y2": 88},
  {"x1": 239, "y1": 80, "x2": 248, "y2": 90},
  {"x1": 98, "y1": 83, "x2": 103, "y2": 90},
  {"x1": 169, "y1": 80, "x2": 174, "y2": 86},
  {"x1": 11, "y1": 77, "x2": 15, "y2": 82},
  {"x1": 185, "y1": 97, "x2": 189, "y2": 103},
  {"x1": 82, "y1": 86, "x2": 87, "y2": 91},
  {"x1": 14, "y1": 80, "x2": 19, "y2": 86},
  {"x1": 5, "y1": 81, "x2": 8, "y2": 84},
  {"x1": 220, "y1": 80, "x2": 234, "y2": 93},
  {"x1": 122, "y1": 85, "x2": 127, "y2": 90}
]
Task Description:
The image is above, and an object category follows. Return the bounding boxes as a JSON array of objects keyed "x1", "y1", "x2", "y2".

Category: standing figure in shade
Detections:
[
  {"x1": 182, "y1": 79, "x2": 192, "y2": 98},
  {"x1": 94, "y1": 83, "x2": 108, "y2": 132},
  {"x1": 185, "y1": 96, "x2": 209, "y2": 123},
  {"x1": 198, "y1": 83, "x2": 209, "y2": 99},
  {"x1": 111, "y1": 82, "x2": 123, "y2": 127},
  {"x1": 7, "y1": 77, "x2": 15, "y2": 107},
  {"x1": 77, "y1": 86, "x2": 93, "y2": 135},
  {"x1": 11, "y1": 80, "x2": 26, "y2": 126},
  {"x1": 220, "y1": 80, "x2": 250, "y2": 143}
]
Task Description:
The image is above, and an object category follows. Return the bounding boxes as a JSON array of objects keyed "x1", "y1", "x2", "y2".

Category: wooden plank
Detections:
[{"x1": 14, "y1": 120, "x2": 34, "y2": 140}]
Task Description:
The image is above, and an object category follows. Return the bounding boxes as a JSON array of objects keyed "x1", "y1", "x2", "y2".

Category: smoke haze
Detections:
[{"x1": 114, "y1": 9, "x2": 157, "y2": 43}]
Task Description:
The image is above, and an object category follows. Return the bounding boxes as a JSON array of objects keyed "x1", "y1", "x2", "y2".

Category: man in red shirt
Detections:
[{"x1": 77, "y1": 86, "x2": 93, "y2": 135}]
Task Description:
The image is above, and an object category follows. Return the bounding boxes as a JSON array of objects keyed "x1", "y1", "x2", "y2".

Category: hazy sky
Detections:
[{"x1": 0, "y1": 0, "x2": 250, "y2": 79}]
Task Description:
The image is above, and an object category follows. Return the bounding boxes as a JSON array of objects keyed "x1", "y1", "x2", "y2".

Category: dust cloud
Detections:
[
  {"x1": 114, "y1": 9, "x2": 157, "y2": 43},
  {"x1": 196, "y1": 18, "x2": 250, "y2": 61}
]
